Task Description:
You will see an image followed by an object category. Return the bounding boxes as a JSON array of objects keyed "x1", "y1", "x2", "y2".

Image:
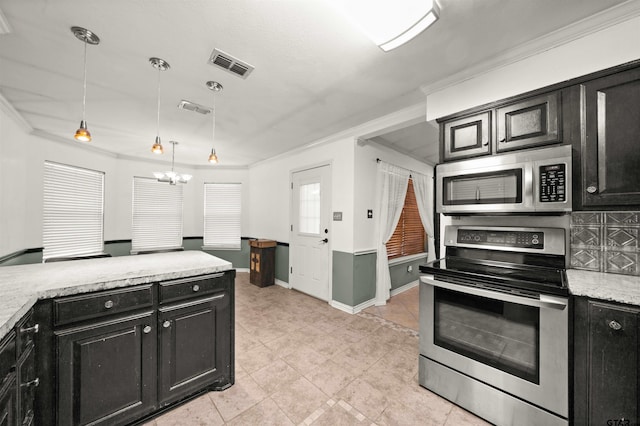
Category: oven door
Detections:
[{"x1": 419, "y1": 274, "x2": 568, "y2": 418}]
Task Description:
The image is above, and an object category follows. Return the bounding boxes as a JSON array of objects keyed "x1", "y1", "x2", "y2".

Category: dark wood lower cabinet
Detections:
[
  {"x1": 55, "y1": 311, "x2": 157, "y2": 426},
  {"x1": 158, "y1": 292, "x2": 232, "y2": 405},
  {"x1": 574, "y1": 297, "x2": 639, "y2": 425},
  {"x1": 0, "y1": 378, "x2": 16, "y2": 426}
]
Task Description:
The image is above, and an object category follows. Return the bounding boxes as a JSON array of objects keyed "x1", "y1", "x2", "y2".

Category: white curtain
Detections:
[
  {"x1": 375, "y1": 161, "x2": 410, "y2": 305},
  {"x1": 412, "y1": 171, "x2": 436, "y2": 262}
]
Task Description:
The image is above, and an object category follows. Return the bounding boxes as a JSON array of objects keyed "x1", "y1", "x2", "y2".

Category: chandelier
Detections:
[
  {"x1": 153, "y1": 141, "x2": 192, "y2": 185},
  {"x1": 71, "y1": 26, "x2": 100, "y2": 142},
  {"x1": 206, "y1": 81, "x2": 223, "y2": 164}
]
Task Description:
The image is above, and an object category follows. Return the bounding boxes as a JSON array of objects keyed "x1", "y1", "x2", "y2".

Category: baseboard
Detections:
[
  {"x1": 330, "y1": 298, "x2": 376, "y2": 315},
  {"x1": 275, "y1": 279, "x2": 291, "y2": 289},
  {"x1": 390, "y1": 280, "x2": 419, "y2": 297}
]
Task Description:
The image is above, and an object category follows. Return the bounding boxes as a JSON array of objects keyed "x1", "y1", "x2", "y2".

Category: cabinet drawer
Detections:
[
  {"x1": 54, "y1": 285, "x2": 154, "y2": 326},
  {"x1": 159, "y1": 273, "x2": 227, "y2": 304}
]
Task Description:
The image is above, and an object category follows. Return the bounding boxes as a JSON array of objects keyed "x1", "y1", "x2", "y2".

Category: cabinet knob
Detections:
[
  {"x1": 21, "y1": 378, "x2": 39, "y2": 388},
  {"x1": 20, "y1": 324, "x2": 39, "y2": 334},
  {"x1": 104, "y1": 300, "x2": 114, "y2": 309},
  {"x1": 143, "y1": 325, "x2": 152, "y2": 334},
  {"x1": 609, "y1": 320, "x2": 622, "y2": 331},
  {"x1": 163, "y1": 320, "x2": 171, "y2": 328},
  {"x1": 192, "y1": 284, "x2": 200, "y2": 292},
  {"x1": 586, "y1": 185, "x2": 598, "y2": 194}
]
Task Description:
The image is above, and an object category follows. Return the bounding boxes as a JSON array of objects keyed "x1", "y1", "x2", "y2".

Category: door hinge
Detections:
[
  {"x1": 291, "y1": 182, "x2": 293, "y2": 189},
  {"x1": 291, "y1": 225, "x2": 293, "y2": 231},
  {"x1": 290, "y1": 266, "x2": 293, "y2": 273}
]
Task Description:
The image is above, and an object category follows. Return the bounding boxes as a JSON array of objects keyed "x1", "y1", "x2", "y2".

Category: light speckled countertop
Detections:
[
  {"x1": 0, "y1": 251, "x2": 233, "y2": 340},
  {"x1": 568, "y1": 269, "x2": 640, "y2": 306}
]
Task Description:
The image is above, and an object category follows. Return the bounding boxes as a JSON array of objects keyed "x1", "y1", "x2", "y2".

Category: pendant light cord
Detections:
[
  {"x1": 156, "y1": 68, "x2": 161, "y2": 138},
  {"x1": 211, "y1": 92, "x2": 216, "y2": 145},
  {"x1": 81, "y1": 39, "x2": 88, "y2": 121}
]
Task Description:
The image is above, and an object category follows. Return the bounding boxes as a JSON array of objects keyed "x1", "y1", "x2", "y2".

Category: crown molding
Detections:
[
  {"x1": 0, "y1": 7, "x2": 12, "y2": 35},
  {"x1": 0, "y1": 92, "x2": 32, "y2": 132},
  {"x1": 420, "y1": 0, "x2": 640, "y2": 96}
]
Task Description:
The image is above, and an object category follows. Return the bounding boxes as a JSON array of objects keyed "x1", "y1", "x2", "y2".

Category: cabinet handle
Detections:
[
  {"x1": 104, "y1": 300, "x2": 114, "y2": 309},
  {"x1": 586, "y1": 185, "x2": 598, "y2": 194},
  {"x1": 21, "y1": 377, "x2": 39, "y2": 388},
  {"x1": 608, "y1": 320, "x2": 622, "y2": 331},
  {"x1": 20, "y1": 324, "x2": 39, "y2": 334},
  {"x1": 163, "y1": 320, "x2": 171, "y2": 328},
  {"x1": 192, "y1": 284, "x2": 200, "y2": 292},
  {"x1": 143, "y1": 325, "x2": 152, "y2": 334}
]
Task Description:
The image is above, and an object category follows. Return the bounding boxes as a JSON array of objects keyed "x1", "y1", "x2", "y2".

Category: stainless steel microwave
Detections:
[{"x1": 436, "y1": 144, "x2": 572, "y2": 215}]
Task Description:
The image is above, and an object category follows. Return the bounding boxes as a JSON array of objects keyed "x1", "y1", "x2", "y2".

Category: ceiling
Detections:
[{"x1": 0, "y1": 0, "x2": 632, "y2": 167}]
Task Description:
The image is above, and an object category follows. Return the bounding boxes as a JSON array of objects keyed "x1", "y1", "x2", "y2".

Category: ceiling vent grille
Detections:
[
  {"x1": 208, "y1": 48, "x2": 254, "y2": 79},
  {"x1": 177, "y1": 100, "x2": 211, "y2": 115}
]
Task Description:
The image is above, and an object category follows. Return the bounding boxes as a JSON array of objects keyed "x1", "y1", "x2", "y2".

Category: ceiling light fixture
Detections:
[
  {"x1": 153, "y1": 141, "x2": 192, "y2": 185},
  {"x1": 206, "y1": 81, "x2": 223, "y2": 164},
  {"x1": 330, "y1": 0, "x2": 440, "y2": 51},
  {"x1": 149, "y1": 57, "x2": 170, "y2": 154},
  {"x1": 71, "y1": 26, "x2": 100, "y2": 142}
]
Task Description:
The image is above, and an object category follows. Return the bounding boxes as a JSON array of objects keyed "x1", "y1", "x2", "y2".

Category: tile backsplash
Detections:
[{"x1": 571, "y1": 212, "x2": 640, "y2": 275}]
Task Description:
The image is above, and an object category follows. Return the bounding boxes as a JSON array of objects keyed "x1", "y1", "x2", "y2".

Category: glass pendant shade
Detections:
[
  {"x1": 74, "y1": 120, "x2": 91, "y2": 142},
  {"x1": 151, "y1": 136, "x2": 164, "y2": 154},
  {"x1": 208, "y1": 149, "x2": 218, "y2": 164}
]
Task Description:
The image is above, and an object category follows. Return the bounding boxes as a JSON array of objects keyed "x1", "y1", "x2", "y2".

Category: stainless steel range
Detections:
[{"x1": 418, "y1": 225, "x2": 569, "y2": 426}]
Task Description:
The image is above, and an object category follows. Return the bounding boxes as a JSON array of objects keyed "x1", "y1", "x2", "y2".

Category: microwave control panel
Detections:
[
  {"x1": 539, "y1": 163, "x2": 566, "y2": 202},
  {"x1": 457, "y1": 229, "x2": 544, "y2": 249}
]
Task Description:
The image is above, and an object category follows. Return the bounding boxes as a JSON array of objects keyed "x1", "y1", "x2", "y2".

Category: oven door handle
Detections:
[{"x1": 421, "y1": 275, "x2": 567, "y2": 310}]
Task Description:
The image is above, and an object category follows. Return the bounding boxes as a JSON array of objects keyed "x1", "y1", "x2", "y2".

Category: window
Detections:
[
  {"x1": 203, "y1": 183, "x2": 241, "y2": 250},
  {"x1": 387, "y1": 178, "x2": 427, "y2": 259},
  {"x1": 299, "y1": 182, "x2": 321, "y2": 234},
  {"x1": 132, "y1": 177, "x2": 184, "y2": 253},
  {"x1": 43, "y1": 161, "x2": 104, "y2": 260}
]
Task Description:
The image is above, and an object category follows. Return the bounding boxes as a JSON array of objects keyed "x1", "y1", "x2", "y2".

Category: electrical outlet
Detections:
[{"x1": 407, "y1": 265, "x2": 413, "y2": 273}]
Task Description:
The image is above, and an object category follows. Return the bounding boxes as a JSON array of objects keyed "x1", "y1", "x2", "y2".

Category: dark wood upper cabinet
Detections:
[
  {"x1": 441, "y1": 111, "x2": 491, "y2": 161},
  {"x1": 579, "y1": 66, "x2": 640, "y2": 208},
  {"x1": 496, "y1": 92, "x2": 561, "y2": 152}
]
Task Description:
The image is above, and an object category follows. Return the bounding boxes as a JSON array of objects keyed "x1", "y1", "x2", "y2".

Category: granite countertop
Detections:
[
  {"x1": 568, "y1": 269, "x2": 640, "y2": 306},
  {"x1": 0, "y1": 251, "x2": 233, "y2": 341}
]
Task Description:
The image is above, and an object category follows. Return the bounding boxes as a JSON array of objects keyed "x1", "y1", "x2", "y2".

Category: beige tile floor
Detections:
[
  {"x1": 147, "y1": 273, "x2": 489, "y2": 425},
  {"x1": 361, "y1": 285, "x2": 420, "y2": 332}
]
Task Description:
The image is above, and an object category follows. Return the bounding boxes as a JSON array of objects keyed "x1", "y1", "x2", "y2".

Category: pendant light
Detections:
[
  {"x1": 149, "y1": 57, "x2": 170, "y2": 154},
  {"x1": 71, "y1": 27, "x2": 100, "y2": 142},
  {"x1": 206, "y1": 81, "x2": 223, "y2": 164},
  {"x1": 153, "y1": 141, "x2": 192, "y2": 185}
]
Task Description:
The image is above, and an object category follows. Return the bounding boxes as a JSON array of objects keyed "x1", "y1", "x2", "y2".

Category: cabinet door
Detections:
[
  {"x1": 496, "y1": 92, "x2": 561, "y2": 152},
  {"x1": 158, "y1": 292, "x2": 231, "y2": 405},
  {"x1": 581, "y1": 67, "x2": 640, "y2": 207},
  {"x1": 16, "y1": 344, "x2": 37, "y2": 426},
  {"x1": 588, "y1": 301, "x2": 638, "y2": 425},
  {"x1": 441, "y1": 111, "x2": 491, "y2": 161},
  {"x1": 0, "y1": 377, "x2": 15, "y2": 426},
  {"x1": 56, "y1": 311, "x2": 157, "y2": 426}
]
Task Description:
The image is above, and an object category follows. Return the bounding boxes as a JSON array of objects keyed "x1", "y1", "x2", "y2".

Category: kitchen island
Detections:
[{"x1": 0, "y1": 251, "x2": 235, "y2": 425}]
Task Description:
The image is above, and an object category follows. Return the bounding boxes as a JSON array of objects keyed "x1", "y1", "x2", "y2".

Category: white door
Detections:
[{"x1": 290, "y1": 165, "x2": 331, "y2": 301}]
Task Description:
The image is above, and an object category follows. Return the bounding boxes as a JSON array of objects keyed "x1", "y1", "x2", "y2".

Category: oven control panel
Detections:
[{"x1": 457, "y1": 229, "x2": 544, "y2": 249}]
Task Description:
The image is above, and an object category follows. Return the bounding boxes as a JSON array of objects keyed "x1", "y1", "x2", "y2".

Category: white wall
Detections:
[
  {"x1": 426, "y1": 14, "x2": 640, "y2": 120},
  {"x1": 248, "y1": 137, "x2": 355, "y2": 252},
  {"x1": 0, "y1": 103, "x2": 250, "y2": 258}
]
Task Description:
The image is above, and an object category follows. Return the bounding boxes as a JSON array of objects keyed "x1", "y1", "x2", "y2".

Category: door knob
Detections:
[
  {"x1": 143, "y1": 325, "x2": 152, "y2": 334},
  {"x1": 608, "y1": 320, "x2": 622, "y2": 331},
  {"x1": 320, "y1": 238, "x2": 328, "y2": 243},
  {"x1": 163, "y1": 321, "x2": 171, "y2": 328},
  {"x1": 586, "y1": 185, "x2": 598, "y2": 194}
]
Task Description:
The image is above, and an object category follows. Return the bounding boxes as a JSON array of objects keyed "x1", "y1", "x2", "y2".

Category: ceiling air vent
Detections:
[
  {"x1": 208, "y1": 48, "x2": 254, "y2": 79},
  {"x1": 177, "y1": 100, "x2": 211, "y2": 115}
]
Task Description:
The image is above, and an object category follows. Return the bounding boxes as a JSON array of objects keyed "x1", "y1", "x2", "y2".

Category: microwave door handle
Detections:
[
  {"x1": 421, "y1": 276, "x2": 567, "y2": 310},
  {"x1": 524, "y1": 166, "x2": 534, "y2": 208}
]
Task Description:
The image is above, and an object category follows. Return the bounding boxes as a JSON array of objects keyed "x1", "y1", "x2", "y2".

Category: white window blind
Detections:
[
  {"x1": 43, "y1": 161, "x2": 104, "y2": 260},
  {"x1": 132, "y1": 177, "x2": 184, "y2": 253},
  {"x1": 203, "y1": 183, "x2": 241, "y2": 250}
]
